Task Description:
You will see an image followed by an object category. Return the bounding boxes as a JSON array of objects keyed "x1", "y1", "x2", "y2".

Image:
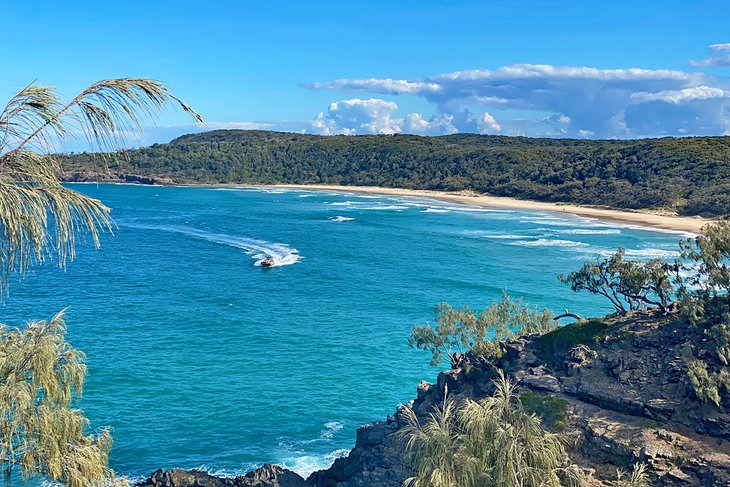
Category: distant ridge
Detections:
[{"x1": 59, "y1": 130, "x2": 730, "y2": 218}]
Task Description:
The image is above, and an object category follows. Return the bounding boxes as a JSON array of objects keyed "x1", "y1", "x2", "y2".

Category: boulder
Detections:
[{"x1": 135, "y1": 465, "x2": 306, "y2": 487}]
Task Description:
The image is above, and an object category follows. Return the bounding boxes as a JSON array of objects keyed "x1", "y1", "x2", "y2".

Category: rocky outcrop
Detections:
[
  {"x1": 138, "y1": 310, "x2": 730, "y2": 486},
  {"x1": 137, "y1": 465, "x2": 307, "y2": 487},
  {"x1": 61, "y1": 171, "x2": 174, "y2": 185}
]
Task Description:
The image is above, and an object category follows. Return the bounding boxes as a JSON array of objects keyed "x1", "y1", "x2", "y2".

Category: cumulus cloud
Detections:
[
  {"x1": 690, "y1": 43, "x2": 730, "y2": 67},
  {"x1": 404, "y1": 113, "x2": 458, "y2": 135},
  {"x1": 309, "y1": 63, "x2": 730, "y2": 138},
  {"x1": 311, "y1": 98, "x2": 402, "y2": 135},
  {"x1": 477, "y1": 112, "x2": 501, "y2": 133}
]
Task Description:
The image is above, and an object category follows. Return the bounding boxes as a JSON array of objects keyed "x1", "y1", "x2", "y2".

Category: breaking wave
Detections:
[
  {"x1": 555, "y1": 228, "x2": 621, "y2": 235},
  {"x1": 512, "y1": 238, "x2": 590, "y2": 248},
  {"x1": 422, "y1": 208, "x2": 450, "y2": 213},
  {"x1": 329, "y1": 216, "x2": 355, "y2": 222},
  {"x1": 281, "y1": 449, "x2": 350, "y2": 478}
]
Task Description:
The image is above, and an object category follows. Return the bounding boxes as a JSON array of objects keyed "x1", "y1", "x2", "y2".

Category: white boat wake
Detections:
[{"x1": 125, "y1": 223, "x2": 301, "y2": 267}]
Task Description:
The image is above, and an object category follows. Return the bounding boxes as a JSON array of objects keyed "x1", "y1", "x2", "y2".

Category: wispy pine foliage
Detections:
[
  {"x1": 409, "y1": 292, "x2": 555, "y2": 368},
  {"x1": 399, "y1": 371, "x2": 584, "y2": 487},
  {"x1": 0, "y1": 79, "x2": 201, "y2": 485},
  {"x1": 0, "y1": 311, "x2": 124, "y2": 486},
  {"x1": 617, "y1": 463, "x2": 652, "y2": 487},
  {"x1": 0, "y1": 78, "x2": 202, "y2": 293}
]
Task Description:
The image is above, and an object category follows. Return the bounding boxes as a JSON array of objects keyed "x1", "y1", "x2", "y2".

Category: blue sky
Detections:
[{"x1": 3, "y1": 0, "x2": 730, "y2": 145}]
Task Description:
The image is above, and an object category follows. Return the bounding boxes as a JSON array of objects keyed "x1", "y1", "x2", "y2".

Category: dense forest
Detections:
[{"x1": 59, "y1": 130, "x2": 730, "y2": 218}]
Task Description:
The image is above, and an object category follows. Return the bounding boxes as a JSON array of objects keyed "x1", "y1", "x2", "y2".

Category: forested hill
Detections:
[{"x1": 59, "y1": 130, "x2": 730, "y2": 217}]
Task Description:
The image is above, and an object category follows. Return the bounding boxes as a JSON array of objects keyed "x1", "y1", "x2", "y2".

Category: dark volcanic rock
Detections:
[
  {"x1": 239, "y1": 464, "x2": 307, "y2": 487},
  {"x1": 136, "y1": 465, "x2": 306, "y2": 487},
  {"x1": 137, "y1": 469, "x2": 236, "y2": 487}
]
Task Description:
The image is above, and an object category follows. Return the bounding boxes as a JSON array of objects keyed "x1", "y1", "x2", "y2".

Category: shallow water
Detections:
[{"x1": 1, "y1": 184, "x2": 687, "y2": 482}]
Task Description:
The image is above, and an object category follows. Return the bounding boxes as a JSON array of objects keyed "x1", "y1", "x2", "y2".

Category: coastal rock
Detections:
[
  {"x1": 523, "y1": 373, "x2": 561, "y2": 393},
  {"x1": 136, "y1": 465, "x2": 306, "y2": 487},
  {"x1": 141, "y1": 309, "x2": 730, "y2": 486},
  {"x1": 61, "y1": 171, "x2": 174, "y2": 186},
  {"x1": 137, "y1": 469, "x2": 237, "y2": 487},
  {"x1": 239, "y1": 464, "x2": 308, "y2": 487}
]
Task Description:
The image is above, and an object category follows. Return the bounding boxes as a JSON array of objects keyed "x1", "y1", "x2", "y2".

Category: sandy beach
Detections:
[{"x1": 263, "y1": 184, "x2": 713, "y2": 234}]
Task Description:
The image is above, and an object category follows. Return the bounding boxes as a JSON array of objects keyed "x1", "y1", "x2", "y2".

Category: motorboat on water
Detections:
[{"x1": 260, "y1": 257, "x2": 275, "y2": 268}]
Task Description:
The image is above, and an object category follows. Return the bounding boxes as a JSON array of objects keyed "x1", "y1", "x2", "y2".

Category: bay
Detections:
[{"x1": 2, "y1": 184, "x2": 686, "y2": 482}]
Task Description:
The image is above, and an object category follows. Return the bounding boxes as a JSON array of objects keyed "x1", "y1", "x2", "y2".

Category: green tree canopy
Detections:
[{"x1": 409, "y1": 292, "x2": 555, "y2": 368}]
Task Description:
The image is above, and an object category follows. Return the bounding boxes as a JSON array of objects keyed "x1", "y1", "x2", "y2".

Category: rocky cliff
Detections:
[{"x1": 138, "y1": 309, "x2": 730, "y2": 486}]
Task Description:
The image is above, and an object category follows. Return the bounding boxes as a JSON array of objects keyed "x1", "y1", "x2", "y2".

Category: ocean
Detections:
[{"x1": 2, "y1": 184, "x2": 688, "y2": 483}]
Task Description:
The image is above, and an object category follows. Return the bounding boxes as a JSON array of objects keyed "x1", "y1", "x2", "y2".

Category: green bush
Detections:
[
  {"x1": 400, "y1": 371, "x2": 584, "y2": 487},
  {"x1": 409, "y1": 292, "x2": 555, "y2": 368},
  {"x1": 519, "y1": 392, "x2": 569, "y2": 431}
]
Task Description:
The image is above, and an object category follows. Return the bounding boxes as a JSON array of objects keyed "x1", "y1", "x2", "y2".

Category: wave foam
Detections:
[
  {"x1": 462, "y1": 231, "x2": 526, "y2": 240},
  {"x1": 126, "y1": 224, "x2": 301, "y2": 267},
  {"x1": 329, "y1": 216, "x2": 355, "y2": 222},
  {"x1": 422, "y1": 208, "x2": 450, "y2": 213},
  {"x1": 556, "y1": 228, "x2": 621, "y2": 235},
  {"x1": 354, "y1": 205, "x2": 408, "y2": 211},
  {"x1": 512, "y1": 238, "x2": 589, "y2": 248},
  {"x1": 599, "y1": 247, "x2": 680, "y2": 259},
  {"x1": 281, "y1": 449, "x2": 350, "y2": 478},
  {"x1": 321, "y1": 421, "x2": 344, "y2": 439}
]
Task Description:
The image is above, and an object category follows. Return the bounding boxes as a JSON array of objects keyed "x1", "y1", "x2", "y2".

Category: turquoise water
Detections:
[{"x1": 1, "y1": 184, "x2": 686, "y2": 482}]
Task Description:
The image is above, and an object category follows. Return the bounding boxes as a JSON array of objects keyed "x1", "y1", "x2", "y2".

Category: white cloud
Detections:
[
  {"x1": 309, "y1": 62, "x2": 730, "y2": 138},
  {"x1": 311, "y1": 98, "x2": 402, "y2": 135},
  {"x1": 630, "y1": 86, "x2": 728, "y2": 104},
  {"x1": 310, "y1": 78, "x2": 441, "y2": 95},
  {"x1": 404, "y1": 113, "x2": 458, "y2": 135},
  {"x1": 690, "y1": 42, "x2": 730, "y2": 67},
  {"x1": 476, "y1": 112, "x2": 501, "y2": 133}
]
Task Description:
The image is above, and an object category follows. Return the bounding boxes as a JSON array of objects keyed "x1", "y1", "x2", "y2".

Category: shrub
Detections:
[
  {"x1": 679, "y1": 344, "x2": 730, "y2": 405},
  {"x1": 519, "y1": 392, "x2": 569, "y2": 431},
  {"x1": 616, "y1": 463, "x2": 652, "y2": 487},
  {"x1": 409, "y1": 292, "x2": 555, "y2": 368},
  {"x1": 399, "y1": 370, "x2": 584, "y2": 487}
]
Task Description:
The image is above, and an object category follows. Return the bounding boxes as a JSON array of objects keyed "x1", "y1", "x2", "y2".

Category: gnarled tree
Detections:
[
  {"x1": 681, "y1": 221, "x2": 730, "y2": 312},
  {"x1": 559, "y1": 248, "x2": 678, "y2": 315},
  {"x1": 0, "y1": 79, "x2": 201, "y2": 485}
]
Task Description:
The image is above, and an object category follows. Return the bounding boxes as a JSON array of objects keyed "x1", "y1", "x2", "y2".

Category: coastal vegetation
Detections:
[
  {"x1": 557, "y1": 249, "x2": 678, "y2": 315},
  {"x1": 408, "y1": 293, "x2": 555, "y2": 368},
  {"x1": 59, "y1": 130, "x2": 730, "y2": 218},
  {"x1": 399, "y1": 371, "x2": 583, "y2": 487},
  {"x1": 403, "y1": 221, "x2": 730, "y2": 485},
  {"x1": 0, "y1": 79, "x2": 200, "y2": 486},
  {"x1": 557, "y1": 221, "x2": 730, "y2": 405}
]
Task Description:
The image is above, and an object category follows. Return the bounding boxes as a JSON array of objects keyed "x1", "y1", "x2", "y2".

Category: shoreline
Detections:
[{"x1": 260, "y1": 184, "x2": 712, "y2": 234}]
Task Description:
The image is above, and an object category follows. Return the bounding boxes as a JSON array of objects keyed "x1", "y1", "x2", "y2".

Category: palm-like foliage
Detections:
[
  {"x1": 400, "y1": 394, "x2": 479, "y2": 487},
  {"x1": 0, "y1": 78, "x2": 202, "y2": 293},
  {"x1": 400, "y1": 371, "x2": 584, "y2": 487},
  {"x1": 0, "y1": 78, "x2": 201, "y2": 485},
  {"x1": 617, "y1": 463, "x2": 652, "y2": 487}
]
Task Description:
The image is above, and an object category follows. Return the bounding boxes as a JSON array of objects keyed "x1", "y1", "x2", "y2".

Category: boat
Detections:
[{"x1": 260, "y1": 257, "x2": 275, "y2": 268}]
